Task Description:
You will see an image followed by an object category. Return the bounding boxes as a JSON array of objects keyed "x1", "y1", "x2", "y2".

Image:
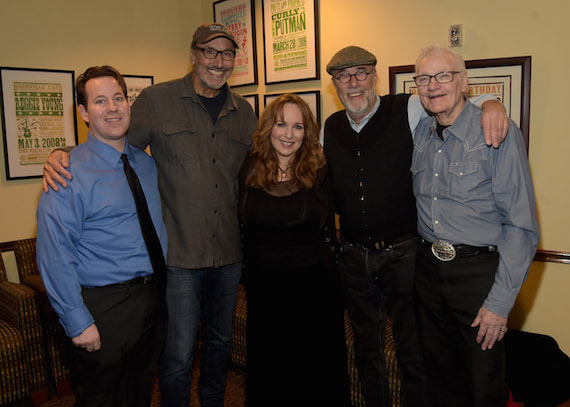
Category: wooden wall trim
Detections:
[
  {"x1": 534, "y1": 250, "x2": 570, "y2": 265},
  {"x1": 1, "y1": 240, "x2": 568, "y2": 265},
  {"x1": 0, "y1": 241, "x2": 16, "y2": 252}
]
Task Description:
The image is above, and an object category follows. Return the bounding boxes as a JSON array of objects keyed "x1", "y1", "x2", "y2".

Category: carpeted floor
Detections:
[{"x1": 19, "y1": 357, "x2": 245, "y2": 407}]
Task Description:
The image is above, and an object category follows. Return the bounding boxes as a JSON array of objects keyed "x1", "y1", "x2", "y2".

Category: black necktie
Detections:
[{"x1": 121, "y1": 154, "x2": 166, "y2": 300}]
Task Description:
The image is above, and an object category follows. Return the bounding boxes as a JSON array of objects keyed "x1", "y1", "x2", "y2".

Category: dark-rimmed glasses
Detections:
[
  {"x1": 413, "y1": 71, "x2": 461, "y2": 86},
  {"x1": 194, "y1": 46, "x2": 235, "y2": 61},
  {"x1": 334, "y1": 69, "x2": 372, "y2": 84}
]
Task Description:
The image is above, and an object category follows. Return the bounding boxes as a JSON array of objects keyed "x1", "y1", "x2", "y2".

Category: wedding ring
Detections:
[{"x1": 500, "y1": 327, "x2": 508, "y2": 333}]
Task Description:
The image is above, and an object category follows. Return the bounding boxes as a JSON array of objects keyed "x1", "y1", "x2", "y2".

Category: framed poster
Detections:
[
  {"x1": 264, "y1": 90, "x2": 320, "y2": 126},
  {"x1": 262, "y1": 0, "x2": 320, "y2": 85},
  {"x1": 242, "y1": 93, "x2": 259, "y2": 117},
  {"x1": 214, "y1": 0, "x2": 258, "y2": 87},
  {"x1": 1, "y1": 67, "x2": 77, "y2": 180},
  {"x1": 123, "y1": 75, "x2": 154, "y2": 106},
  {"x1": 389, "y1": 56, "x2": 531, "y2": 151}
]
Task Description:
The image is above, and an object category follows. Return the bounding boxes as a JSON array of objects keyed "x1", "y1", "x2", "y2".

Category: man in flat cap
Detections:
[
  {"x1": 42, "y1": 23, "x2": 257, "y2": 407},
  {"x1": 322, "y1": 45, "x2": 509, "y2": 407}
]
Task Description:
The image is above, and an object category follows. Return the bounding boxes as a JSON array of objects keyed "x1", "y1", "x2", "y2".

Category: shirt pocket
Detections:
[
  {"x1": 162, "y1": 122, "x2": 199, "y2": 161},
  {"x1": 410, "y1": 162, "x2": 429, "y2": 198},
  {"x1": 447, "y1": 161, "x2": 478, "y2": 202}
]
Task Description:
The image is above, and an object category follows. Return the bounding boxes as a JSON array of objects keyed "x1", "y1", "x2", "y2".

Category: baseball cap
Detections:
[{"x1": 192, "y1": 22, "x2": 239, "y2": 49}]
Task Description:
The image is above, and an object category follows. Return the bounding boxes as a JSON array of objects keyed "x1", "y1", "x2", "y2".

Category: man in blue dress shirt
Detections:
[
  {"x1": 411, "y1": 45, "x2": 539, "y2": 407},
  {"x1": 36, "y1": 66, "x2": 167, "y2": 407}
]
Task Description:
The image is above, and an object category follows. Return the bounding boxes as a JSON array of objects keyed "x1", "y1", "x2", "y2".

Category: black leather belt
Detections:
[
  {"x1": 420, "y1": 238, "x2": 497, "y2": 261},
  {"x1": 344, "y1": 233, "x2": 418, "y2": 251},
  {"x1": 106, "y1": 274, "x2": 155, "y2": 287}
]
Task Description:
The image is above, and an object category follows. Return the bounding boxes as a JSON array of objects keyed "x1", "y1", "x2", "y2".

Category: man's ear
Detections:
[
  {"x1": 460, "y1": 71, "x2": 469, "y2": 93},
  {"x1": 78, "y1": 104, "x2": 89, "y2": 125}
]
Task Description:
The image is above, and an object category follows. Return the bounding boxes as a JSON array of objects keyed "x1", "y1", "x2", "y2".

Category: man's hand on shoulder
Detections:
[
  {"x1": 471, "y1": 306, "x2": 508, "y2": 351},
  {"x1": 71, "y1": 323, "x2": 101, "y2": 352},
  {"x1": 43, "y1": 149, "x2": 72, "y2": 193},
  {"x1": 481, "y1": 99, "x2": 509, "y2": 148}
]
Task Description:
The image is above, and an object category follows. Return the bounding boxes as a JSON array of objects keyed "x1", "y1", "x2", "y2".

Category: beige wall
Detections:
[
  {"x1": 1, "y1": 0, "x2": 568, "y2": 352},
  {"x1": 0, "y1": 0, "x2": 203, "y2": 241}
]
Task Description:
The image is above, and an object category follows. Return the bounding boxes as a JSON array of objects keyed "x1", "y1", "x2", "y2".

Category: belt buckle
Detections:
[
  {"x1": 142, "y1": 274, "x2": 153, "y2": 285},
  {"x1": 431, "y1": 241, "x2": 456, "y2": 261}
]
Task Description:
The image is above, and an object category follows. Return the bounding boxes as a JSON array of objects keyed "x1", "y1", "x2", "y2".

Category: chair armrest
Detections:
[
  {"x1": 0, "y1": 281, "x2": 42, "y2": 331},
  {"x1": 0, "y1": 281, "x2": 49, "y2": 391},
  {"x1": 22, "y1": 274, "x2": 48, "y2": 297}
]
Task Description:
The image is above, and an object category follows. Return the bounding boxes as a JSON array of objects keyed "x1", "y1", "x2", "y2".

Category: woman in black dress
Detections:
[{"x1": 239, "y1": 94, "x2": 350, "y2": 406}]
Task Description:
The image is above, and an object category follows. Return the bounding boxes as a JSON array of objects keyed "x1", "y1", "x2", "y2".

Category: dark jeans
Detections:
[
  {"x1": 339, "y1": 235, "x2": 428, "y2": 407},
  {"x1": 415, "y1": 242, "x2": 504, "y2": 407},
  {"x1": 70, "y1": 281, "x2": 160, "y2": 407},
  {"x1": 159, "y1": 263, "x2": 241, "y2": 407}
]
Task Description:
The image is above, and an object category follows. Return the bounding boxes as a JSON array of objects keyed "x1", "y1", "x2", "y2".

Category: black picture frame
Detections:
[
  {"x1": 242, "y1": 93, "x2": 259, "y2": 117},
  {"x1": 263, "y1": 90, "x2": 321, "y2": 126},
  {"x1": 123, "y1": 75, "x2": 154, "y2": 106},
  {"x1": 214, "y1": 0, "x2": 258, "y2": 87},
  {"x1": 1, "y1": 67, "x2": 78, "y2": 180},
  {"x1": 262, "y1": 0, "x2": 320, "y2": 85},
  {"x1": 389, "y1": 56, "x2": 532, "y2": 151}
]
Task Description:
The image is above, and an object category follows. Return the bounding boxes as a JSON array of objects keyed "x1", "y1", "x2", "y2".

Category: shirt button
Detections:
[
  {"x1": 438, "y1": 149, "x2": 442, "y2": 153},
  {"x1": 435, "y1": 220, "x2": 439, "y2": 224},
  {"x1": 215, "y1": 184, "x2": 219, "y2": 189},
  {"x1": 434, "y1": 197, "x2": 438, "y2": 200},
  {"x1": 213, "y1": 158, "x2": 216, "y2": 163},
  {"x1": 435, "y1": 173, "x2": 439, "y2": 177},
  {"x1": 460, "y1": 172, "x2": 464, "y2": 176},
  {"x1": 214, "y1": 210, "x2": 218, "y2": 214}
]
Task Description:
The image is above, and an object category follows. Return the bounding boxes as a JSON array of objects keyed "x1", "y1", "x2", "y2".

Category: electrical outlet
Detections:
[{"x1": 449, "y1": 24, "x2": 463, "y2": 47}]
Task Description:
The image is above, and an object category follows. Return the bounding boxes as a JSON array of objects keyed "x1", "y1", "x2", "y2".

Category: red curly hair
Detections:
[{"x1": 246, "y1": 93, "x2": 325, "y2": 190}]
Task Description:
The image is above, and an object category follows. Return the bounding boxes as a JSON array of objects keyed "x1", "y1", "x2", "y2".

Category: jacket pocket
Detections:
[{"x1": 162, "y1": 122, "x2": 199, "y2": 161}]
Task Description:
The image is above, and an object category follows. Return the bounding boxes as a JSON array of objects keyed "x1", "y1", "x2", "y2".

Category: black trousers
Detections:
[
  {"x1": 339, "y1": 236, "x2": 428, "y2": 407},
  {"x1": 415, "y1": 242, "x2": 505, "y2": 407},
  {"x1": 69, "y1": 281, "x2": 161, "y2": 407}
]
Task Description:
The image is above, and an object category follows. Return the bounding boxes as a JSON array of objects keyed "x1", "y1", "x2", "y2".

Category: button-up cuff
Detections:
[
  {"x1": 482, "y1": 284, "x2": 518, "y2": 318},
  {"x1": 59, "y1": 303, "x2": 95, "y2": 339}
]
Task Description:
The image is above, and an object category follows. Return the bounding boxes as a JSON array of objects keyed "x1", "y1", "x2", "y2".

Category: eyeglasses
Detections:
[
  {"x1": 413, "y1": 71, "x2": 461, "y2": 86},
  {"x1": 334, "y1": 69, "x2": 372, "y2": 84},
  {"x1": 194, "y1": 46, "x2": 235, "y2": 61}
]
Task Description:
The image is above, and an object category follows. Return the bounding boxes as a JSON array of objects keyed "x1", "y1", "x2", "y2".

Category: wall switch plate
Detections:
[{"x1": 449, "y1": 24, "x2": 463, "y2": 47}]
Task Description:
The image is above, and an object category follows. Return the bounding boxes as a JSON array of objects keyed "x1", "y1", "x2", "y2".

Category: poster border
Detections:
[
  {"x1": 262, "y1": 0, "x2": 320, "y2": 85},
  {"x1": 263, "y1": 90, "x2": 321, "y2": 126},
  {"x1": 214, "y1": 0, "x2": 258, "y2": 88},
  {"x1": 123, "y1": 74, "x2": 154, "y2": 106},
  {"x1": 242, "y1": 93, "x2": 259, "y2": 117},
  {"x1": 389, "y1": 56, "x2": 531, "y2": 151},
  {"x1": 1, "y1": 66, "x2": 78, "y2": 180}
]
